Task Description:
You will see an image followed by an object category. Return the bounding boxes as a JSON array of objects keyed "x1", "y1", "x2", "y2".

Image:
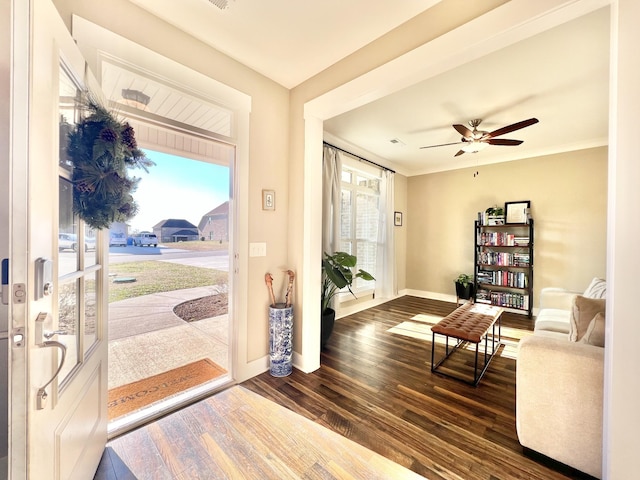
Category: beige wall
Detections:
[
  {"x1": 394, "y1": 174, "x2": 408, "y2": 293},
  {"x1": 53, "y1": 0, "x2": 291, "y2": 373},
  {"x1": 289, "y1": 0, "x2": 507, "y2": 365},
  {"x1": 406, "y1": 147, "x2": 608, "y2": 307}
]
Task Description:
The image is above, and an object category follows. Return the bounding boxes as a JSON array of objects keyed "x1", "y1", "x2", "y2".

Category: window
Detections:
[
  {"x1": 340, "y1": 157, "x2": 380, "y2": 293},
  {"x1": 57, "y1": 67, "x2": 102, "y2": 389}
]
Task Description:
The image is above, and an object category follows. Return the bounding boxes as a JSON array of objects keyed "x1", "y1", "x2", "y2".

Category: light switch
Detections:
[{"x1": 249, "y1": 242, "x2": 267, "y2": 257}]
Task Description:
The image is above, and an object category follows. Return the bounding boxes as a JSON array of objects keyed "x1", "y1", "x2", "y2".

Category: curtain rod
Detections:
[{"x1": 323, "y1": 141, "x2": 395, "y2": 174}]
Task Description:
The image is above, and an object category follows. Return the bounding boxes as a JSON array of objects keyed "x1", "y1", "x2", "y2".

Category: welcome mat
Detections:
[
  {"x1": 387, "y1": 313, "x2": 531, "y2": 360},
  {"x1": 108, "y1": 358, "x2": 227, "y2": 420}
]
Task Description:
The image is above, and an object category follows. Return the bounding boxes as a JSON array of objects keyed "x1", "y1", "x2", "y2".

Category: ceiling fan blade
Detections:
[
  {"x1": 454, "y1": 149, "x2": 465, "y2": 157},
  {"x1": 419, "y1": 141, "x2": 463, "y2": 149},
  {"x1": 486, "y1": 138, "x2": 524, "y2": 146},
  {"x1": 486, "y1": 118, "x2": 539, "y2": 138},
  {"x1": 453, "y1": 124, "x2": 473, "y2": 138}
]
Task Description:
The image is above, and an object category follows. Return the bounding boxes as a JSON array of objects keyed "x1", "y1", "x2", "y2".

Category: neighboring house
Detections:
[
  {"x1": 198, "y1": 201, "x2": 229, "y2": 242},
  {"x1": 153, "y1": 219, "x2": 199, "y2": 243}
]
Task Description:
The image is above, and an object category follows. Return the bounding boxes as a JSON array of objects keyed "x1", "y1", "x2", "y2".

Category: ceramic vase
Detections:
[{"x1": 269, "y1": 303, "x2": 293, "y2": 377}]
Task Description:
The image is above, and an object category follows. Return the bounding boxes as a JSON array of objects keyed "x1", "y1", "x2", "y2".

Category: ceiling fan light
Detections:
[{"x1": 461, "y1": 141, "x2": 489, "y2": 154}]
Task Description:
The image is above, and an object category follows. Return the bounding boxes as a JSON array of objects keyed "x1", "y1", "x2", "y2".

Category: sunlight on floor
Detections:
[{"x1": 386, "y1": 312, "x2": 531, "y2": 360}]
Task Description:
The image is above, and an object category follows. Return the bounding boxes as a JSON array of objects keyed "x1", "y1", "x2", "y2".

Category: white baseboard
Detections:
[
  {"x1": 235, "y1": 356, "x2": 269, "y2": 383},
  {"x1": 237, "y1": 349, "x2": 320, "y2": 382},
  {"x1": 403, "y1": 289, "x2": 458, "y2": 303},
  {"x1": 335, "y1": 295, "x2": 397, "y2": 319},
  {"x1": 402, "y1": 289, "x2": 537, "y2": 316}
]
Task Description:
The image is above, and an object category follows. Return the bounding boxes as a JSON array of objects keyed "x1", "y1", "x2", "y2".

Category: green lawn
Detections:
[{"x1": 108, "y1": 260, "x2": 227, "y2": 303}]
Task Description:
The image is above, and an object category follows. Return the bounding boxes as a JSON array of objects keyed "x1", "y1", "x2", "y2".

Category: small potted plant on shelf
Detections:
[
  {"x1": 321, "y1": 251, "x2": 375, "y2": 348},
  {"x1": 454, "y1": 273, "x2": 475, "y2": 301},
  {"x1": 485, "y1": 205, "x2": 505, "y2": 225}
]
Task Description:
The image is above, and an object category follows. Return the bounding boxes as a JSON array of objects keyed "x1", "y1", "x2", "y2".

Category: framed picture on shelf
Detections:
[
  {"x1": 505, "y1": 200, "x2": 530, "y2": 224},
  {"x1": 394, "y1": 211, "x2": 403, "y2": 226}
]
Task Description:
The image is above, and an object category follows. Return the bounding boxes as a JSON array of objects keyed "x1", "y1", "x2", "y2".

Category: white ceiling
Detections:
[
  {"x1": 129, "y1": 0, "x2": 438, "y2": 88},
  {"x1": 325, "y1": 7, "x2": 610, "y2": 175},
  {"x1": 126, "y1": 1, "x2": 610, "y2": 176}
]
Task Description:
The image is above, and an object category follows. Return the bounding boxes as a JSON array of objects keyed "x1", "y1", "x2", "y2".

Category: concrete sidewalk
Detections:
[{"x1": 107, "y1": 285, "x2": 229, "y2": 390}]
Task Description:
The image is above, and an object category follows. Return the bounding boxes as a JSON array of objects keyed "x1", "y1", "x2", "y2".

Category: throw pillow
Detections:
[
  {"x1": 579, "y1": 312, "x2": 606, "y2": 347},
  {"x1": 569, "y1": 295, "x2": 606, "y2": 342},
  {"x1": 583, "y1": 277, "x2": 607, "y2": 299}
]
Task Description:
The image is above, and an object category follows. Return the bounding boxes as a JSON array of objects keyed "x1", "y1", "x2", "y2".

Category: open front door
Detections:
[{"x1": 9, "y1": 0, "x2": 108, "y2": 478}]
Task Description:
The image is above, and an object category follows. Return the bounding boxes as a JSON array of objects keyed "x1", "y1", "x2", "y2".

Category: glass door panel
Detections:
[{"x1": 56, "y1": 67, "x2": 102, "y2": 390}]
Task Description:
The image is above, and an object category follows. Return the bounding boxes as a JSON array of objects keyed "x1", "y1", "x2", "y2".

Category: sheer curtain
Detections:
[
  {"x1": 376, "y1": 169, "x2": 396, "y2": 299},
  {"x1": 322, "y1": 145, "x2": 342, "y2": 256},
  {"x1": 323, "y1": 144, "x2": 396, "y2": 302}
]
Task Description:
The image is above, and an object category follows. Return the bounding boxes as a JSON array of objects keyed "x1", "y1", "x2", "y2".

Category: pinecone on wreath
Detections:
[{"x1": 66, "y1": 94, "x2": 154, "y2": 230}]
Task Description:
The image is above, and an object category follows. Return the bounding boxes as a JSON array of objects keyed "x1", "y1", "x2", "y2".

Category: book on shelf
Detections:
[
  {"x1": 478, "y1": 251, "x2": 530, "y2": 266},
  {"x1": 475, "y1": 288, "x2": 491, "y2": 304},
  {"x1": 477, "y1": 269, "x2": 527, "y2": 288},
  {"x1": 486, "y1": 291, "x2": 529, "y2": 310},
  {"x1": 478, "y1": 231, "x2": 530, "y2": 247}
]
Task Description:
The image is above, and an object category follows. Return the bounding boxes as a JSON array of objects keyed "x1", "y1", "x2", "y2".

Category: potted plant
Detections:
[
  {"x1": 485, "y1": 205, "x2": 505, "y2": 225},
  {"x1": 454, "y1": 273, "x2": 475, "y2": 300},
  {"x1": 321, "y1": 251, "x2": 375, "y2": 347}
]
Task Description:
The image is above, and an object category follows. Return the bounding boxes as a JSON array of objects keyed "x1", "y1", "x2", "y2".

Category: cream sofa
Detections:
[{"x1": 516, "y1": 279, "x2": 606, "y2": 479}]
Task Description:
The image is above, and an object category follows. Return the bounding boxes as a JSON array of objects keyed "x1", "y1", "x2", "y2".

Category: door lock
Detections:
[{"x1": 35, "y1": 258, "x2": 53, "y2": 300}]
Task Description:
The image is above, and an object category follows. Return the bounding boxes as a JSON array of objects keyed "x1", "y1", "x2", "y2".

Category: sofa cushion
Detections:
[
  {"x1": 534, "y1": 308, "x2": 570, "y2": 335},
  {"x1": 534, "y1": 329, "x2": 569, "y2": 340},
  {"x1": 579, "y1": 312, "x2": 606, "y2": 347},
  {"x1": 569, "y1": 295, "x2": 606, "y2": 342},
  {"x1": 583, "y1": 277, "x2": 606, "y2": 299}
]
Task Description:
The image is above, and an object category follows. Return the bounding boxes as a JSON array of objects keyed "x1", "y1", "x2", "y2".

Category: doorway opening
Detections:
[{"x1": 106, "y1": 148, "x2": 234, "y2": 435}]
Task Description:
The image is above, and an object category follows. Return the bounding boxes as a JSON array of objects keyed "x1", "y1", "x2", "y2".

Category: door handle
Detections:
[
  {"x1": 44, "y1": 330, "x2": 67, "y2": 339},
  {"x1": 36, "y1": 340, "x2": 67, "y2": 410}
]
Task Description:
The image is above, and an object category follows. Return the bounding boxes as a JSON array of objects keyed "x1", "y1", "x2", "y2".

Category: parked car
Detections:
[
  {"x1": 131, "y1": 232, "x2": 158, "y2": 247},
  {"x1": 59, "y1": 233, "x2": 95, "y2": 252},
  {"x1": 109, "y1": 232, "x2": 127, "y2": 247},
  {"x1": 58, "y1": 233, "x2": 77, "y2": 252},
  {"x1": 85, "y1": 236, "x2": 96, "y2": 251}
]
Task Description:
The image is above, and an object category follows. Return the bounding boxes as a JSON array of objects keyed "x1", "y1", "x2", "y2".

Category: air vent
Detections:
[
  {"x1": 208, "y1": 0, "x2": 229, "y2": 9},
  {"x1": 389, "y1": 138, "x2": 405, "y2": 146}
]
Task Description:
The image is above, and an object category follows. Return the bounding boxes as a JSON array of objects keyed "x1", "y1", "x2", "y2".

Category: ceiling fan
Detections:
[{"x1": 420, "y1": 117, "x2": 539, "y2": 156}]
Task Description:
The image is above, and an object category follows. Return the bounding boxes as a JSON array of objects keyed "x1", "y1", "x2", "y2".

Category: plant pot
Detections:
[
  {"x1": 455, "y1": 281, "x2": 475, "y2": 300},
  {"x1": 269, "y1": 304, "x2": 293, "y2": 377},
  {"x1": 321, "y1": 308, "x2": 336, "y2": 348}
]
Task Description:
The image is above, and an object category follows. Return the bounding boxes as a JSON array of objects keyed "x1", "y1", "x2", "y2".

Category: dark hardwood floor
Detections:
[{"x1": 242, "y1": 296, "x2": 595, "y2": 480}]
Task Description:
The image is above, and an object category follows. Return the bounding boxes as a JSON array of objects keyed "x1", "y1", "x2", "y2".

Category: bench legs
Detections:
[{"x1": 430, "y1": 316, "x2": 502, "y2": 387}]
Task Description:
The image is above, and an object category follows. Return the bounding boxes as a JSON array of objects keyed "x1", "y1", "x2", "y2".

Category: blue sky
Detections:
[{"x1": 128, "y1": 149, "x2": 230, "y2": 232}]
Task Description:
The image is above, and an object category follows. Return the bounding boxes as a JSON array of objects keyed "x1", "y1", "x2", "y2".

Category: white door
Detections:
[{"x1": 8, "y1": 0, "x2": 108, "y2": 478}]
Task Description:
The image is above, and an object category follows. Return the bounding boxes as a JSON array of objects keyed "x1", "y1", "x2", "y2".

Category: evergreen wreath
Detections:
[{"x1": 66, "y1": 94, "x2": 154, "y2": 230}]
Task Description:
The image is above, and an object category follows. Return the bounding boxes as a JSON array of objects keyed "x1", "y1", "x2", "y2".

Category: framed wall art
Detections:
[{"x1": 505, "y1": 200, "x2": 530, "y2": 224}]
